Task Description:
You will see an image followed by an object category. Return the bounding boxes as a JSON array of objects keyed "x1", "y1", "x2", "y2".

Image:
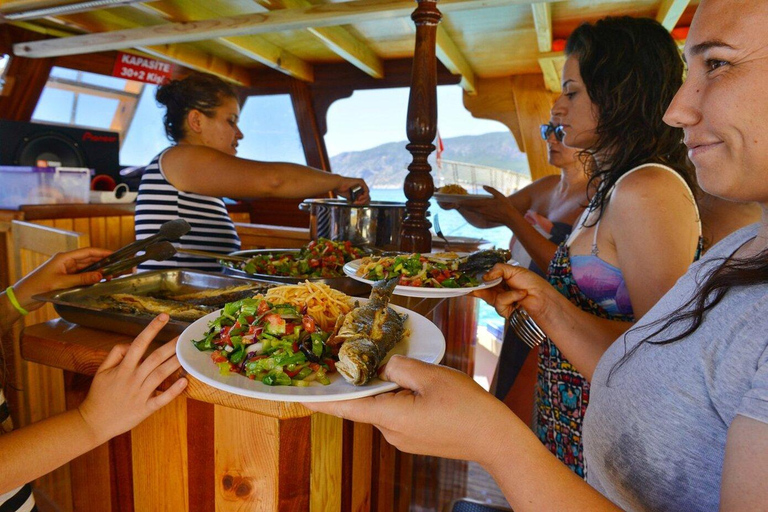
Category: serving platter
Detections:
[
  {"x1": 220, "y1": 248, "x2": 371, "y2": 297},
  {"x1": 33, "y1": 270, "x2": 275, "y2": 341},
  {"x1": 176, "y1": 299, "x2": 445, "y2": 402},
  {"x1": 433, "y1": 192, "x2": 493, "y2": 204}
]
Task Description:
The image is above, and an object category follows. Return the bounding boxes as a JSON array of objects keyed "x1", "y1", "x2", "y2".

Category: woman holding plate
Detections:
[{"x1": 305, "y1": 3, "x2": 768, "y2": 508}]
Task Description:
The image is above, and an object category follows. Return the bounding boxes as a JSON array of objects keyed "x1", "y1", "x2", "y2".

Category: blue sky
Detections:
[{"x1": 32, "y1": 67, "x2": 512, "y2": 167}]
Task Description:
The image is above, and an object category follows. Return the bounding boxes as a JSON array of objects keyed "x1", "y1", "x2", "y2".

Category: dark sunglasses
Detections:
[{"x1": 540, "y1": 123, "x2": 565, "y2": 142}]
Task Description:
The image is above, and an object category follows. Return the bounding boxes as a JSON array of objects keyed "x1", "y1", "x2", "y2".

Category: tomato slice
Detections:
[{"x1": 302, "y1": 315, "x2": 316, "y2": 333}]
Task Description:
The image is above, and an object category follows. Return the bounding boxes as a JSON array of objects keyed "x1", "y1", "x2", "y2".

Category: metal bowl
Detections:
[{"x1": 221, "y1": 248, "x2": 372, "y2": 297}]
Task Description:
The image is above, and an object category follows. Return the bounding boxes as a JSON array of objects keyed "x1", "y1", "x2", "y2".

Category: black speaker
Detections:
[{"x1": 0, "y1": 119, "x2": 121, "y2": 183}]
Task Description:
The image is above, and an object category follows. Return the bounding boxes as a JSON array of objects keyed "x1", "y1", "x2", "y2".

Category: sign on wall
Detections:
[{"x1": 112, "y1": 52, "x2": 173, "y2": 85}]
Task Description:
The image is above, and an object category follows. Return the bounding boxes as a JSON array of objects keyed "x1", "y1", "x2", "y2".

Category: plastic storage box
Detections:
[{"x1": 0, "y1": 166, "x2": 91, "y2": 208}]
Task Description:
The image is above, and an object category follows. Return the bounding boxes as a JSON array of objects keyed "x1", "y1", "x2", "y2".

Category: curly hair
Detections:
[
  {"x1": 155, "y1": 73, "x2": 239, "y2": 143},
  {"x1": 565, "y1": 16, "x2": 694, "y2": 220}
]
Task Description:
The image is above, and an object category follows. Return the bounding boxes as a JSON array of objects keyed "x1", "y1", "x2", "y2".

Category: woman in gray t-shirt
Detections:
[{"x1": 305, "y1": 1, "x2": 768, "y2": 510}]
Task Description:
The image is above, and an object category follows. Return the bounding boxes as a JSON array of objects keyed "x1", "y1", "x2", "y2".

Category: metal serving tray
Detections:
[
  {"x1": 221, "y1": 249, "x2": 371, "y2": 297},
  {"x1": 33, "y1": 269, "x2": 278, "y2": 341}
]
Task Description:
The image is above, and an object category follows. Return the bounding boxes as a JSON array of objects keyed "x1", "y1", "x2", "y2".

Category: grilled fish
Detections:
[{"x1": 331, "y1": 278, "x2": 408, "y2": 385}]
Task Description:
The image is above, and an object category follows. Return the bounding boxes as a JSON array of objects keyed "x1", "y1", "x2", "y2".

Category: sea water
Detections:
[{"x1": 370, "y1": 188, "x2": 509, "y2": 335}]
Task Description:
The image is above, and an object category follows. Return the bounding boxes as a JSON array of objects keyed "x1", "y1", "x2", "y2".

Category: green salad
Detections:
[{"x1": 193, "y1": 297, "x2": 338, "y2": 386}]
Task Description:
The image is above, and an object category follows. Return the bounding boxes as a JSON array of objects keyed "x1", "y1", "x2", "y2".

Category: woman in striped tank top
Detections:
[
  {"x1": 0, "y1": 249, "x2": 187, "y2": 510},
  {"x1": 135, "y1": 73, "x2": 370, "y2": 271}
]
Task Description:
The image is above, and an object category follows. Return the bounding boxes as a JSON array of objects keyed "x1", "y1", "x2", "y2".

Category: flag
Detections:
[{"x1": 436, "y1": 129, "x2": 444, "y2": 170}]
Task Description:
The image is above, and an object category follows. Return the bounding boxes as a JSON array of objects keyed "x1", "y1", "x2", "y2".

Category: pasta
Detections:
[{"x1": 264, "y1": 281, "x2": 354, "y2": 331}]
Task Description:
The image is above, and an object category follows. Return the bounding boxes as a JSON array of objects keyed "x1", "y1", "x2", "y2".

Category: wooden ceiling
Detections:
[{"x1": 0, "y1": 0, "x2": 699, "y2": 92}]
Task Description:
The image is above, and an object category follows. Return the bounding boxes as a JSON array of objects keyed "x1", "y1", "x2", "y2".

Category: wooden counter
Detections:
[{"x1": 20, "y1": 294, "x2": 479, "y2": 511}]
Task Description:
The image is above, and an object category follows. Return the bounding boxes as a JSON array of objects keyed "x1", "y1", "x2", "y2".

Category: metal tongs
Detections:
[{"x1": 79, "y1": 218, "x2": 191, "y2": 277}]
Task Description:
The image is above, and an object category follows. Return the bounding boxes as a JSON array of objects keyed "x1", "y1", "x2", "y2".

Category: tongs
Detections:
[
  {"x1": 79, "y1": 218, "x2": 191, "y2": 275},
  {"x1": 98, "y1": 241, "x2": 177, "y2": 278}
]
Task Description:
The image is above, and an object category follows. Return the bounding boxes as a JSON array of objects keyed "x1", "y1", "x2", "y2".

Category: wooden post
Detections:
[
  {"x1": 511, "y1": 74, "x2": 560, "y2": 181},
  {"x1": 400, "y1": 0, "x2": 441, "y2": 253}
]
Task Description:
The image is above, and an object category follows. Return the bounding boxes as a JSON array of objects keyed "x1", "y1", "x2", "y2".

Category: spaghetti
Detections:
[{"x1": 265, "y1": 281, "x2": 354, "y2": 331}]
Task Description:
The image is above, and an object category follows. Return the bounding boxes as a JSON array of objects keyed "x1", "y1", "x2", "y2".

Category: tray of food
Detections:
[
  {"x1": 33, "y1": 270, "x2": 277, "y2": 341},
  {"x1": 219, "y1": 238, "x2": 372, "y2": 296}
]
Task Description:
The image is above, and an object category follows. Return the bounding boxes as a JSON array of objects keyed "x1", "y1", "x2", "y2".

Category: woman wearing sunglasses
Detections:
[{"x1": 443, "y1": 118, "x2": 591, "y2": 407}]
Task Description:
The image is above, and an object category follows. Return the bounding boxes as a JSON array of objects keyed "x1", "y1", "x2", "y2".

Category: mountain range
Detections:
[{"x1": 329, "y1": 131, "x2": 530, "y2": 189}]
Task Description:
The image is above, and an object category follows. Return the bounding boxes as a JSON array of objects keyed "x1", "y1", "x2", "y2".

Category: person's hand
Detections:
[
  {"x1": 77, "y1": 314, "x2": 188, "y2": 444},
  {"x1": 472, "y1": 263, "x2": 554, "y2": 321},
  {"x1": 303, "y1": 355, "x2": 512, "y2": 464},
  {"x1": 13, "y1": 247, "x2": 112, "y2": 311},
  {"x1": 438, "y1": 186, "x2": 521, "y2": 229},
  {"x1": 335, "y1": 177, "x2": 370, "y2": 205}
]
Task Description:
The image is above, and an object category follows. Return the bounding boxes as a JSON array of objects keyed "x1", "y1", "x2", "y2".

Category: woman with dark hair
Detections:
[
  {"x1": 440, "y1": 116, "x2": 591, "y2": 406},
  {"x1": 306, "y1": 2, "x2": 768, "y2": 509},
  {"x1": 134, "y1": 73, "x2": 369, "y2": 271},
  {"x1": 533, "y1": 16, "x2": 700, "y2": 476}
]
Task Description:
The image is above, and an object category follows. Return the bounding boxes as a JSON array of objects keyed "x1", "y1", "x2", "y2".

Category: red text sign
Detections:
[{"x1": 112, "y1": 52, "x2": 173, "y2": 85}]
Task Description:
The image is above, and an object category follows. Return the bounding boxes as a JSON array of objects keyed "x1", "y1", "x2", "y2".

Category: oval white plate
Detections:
[
  {"x1": 177, "y1": 300, "x2": 445, "y2": 402},
  {"x1": 433, "y1": 192, "x2": 493, "y2": 204},
  {"x1": 342, "y1": 259, "x2": 502, "y2": 298}
]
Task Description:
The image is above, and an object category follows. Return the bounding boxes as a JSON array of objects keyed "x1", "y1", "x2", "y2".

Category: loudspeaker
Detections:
[{"x1": 0, "y1": 119, "x2": 121, "y2": 183}]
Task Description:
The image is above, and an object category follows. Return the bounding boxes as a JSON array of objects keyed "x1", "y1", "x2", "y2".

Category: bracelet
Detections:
[{"x1": 5, "y1": 286, "x2": 29, "y2": 316}]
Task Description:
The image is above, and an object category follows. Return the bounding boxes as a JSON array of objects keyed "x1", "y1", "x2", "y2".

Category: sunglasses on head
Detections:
[{"x1": 540, "y1": 123, "x2": 565, "y2": 142}]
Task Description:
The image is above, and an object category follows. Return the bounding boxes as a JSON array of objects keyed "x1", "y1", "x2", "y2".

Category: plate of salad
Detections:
[
  {"x1": 220, "y1": 239, "x2": 371, "y2": 296},
  {"x1": 176, "y1": 296, "x2": 445, "y2": 402},
  {"x1": 342, "y1": 252, "x2": 503, "y2": 298}
]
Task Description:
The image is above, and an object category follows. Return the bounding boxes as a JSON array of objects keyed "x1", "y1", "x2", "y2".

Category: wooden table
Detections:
[{"x1": 20, "y1": 294, "x2": 478, "y2": 511}]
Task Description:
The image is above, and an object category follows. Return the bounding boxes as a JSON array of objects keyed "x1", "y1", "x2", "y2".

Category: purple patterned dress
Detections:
[{"x1": 534, "y1": 244, "x2": 634, "y2": 477}]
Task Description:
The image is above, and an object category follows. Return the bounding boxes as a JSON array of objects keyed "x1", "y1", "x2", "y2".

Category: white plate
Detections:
[
  {"x1": 433, "y1": 192, "x2": 493, "y2": 204},
  {"x1": 342, "y1": 259, "x2": 502, "y2": 298},
  {"x1": 177, "y1": 300, "x2": 445, "y2": 402}
]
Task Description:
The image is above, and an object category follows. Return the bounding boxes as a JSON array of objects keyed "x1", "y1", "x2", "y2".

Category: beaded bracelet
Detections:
[{"x1": 5, "y1": 286, "x2": 29, "y2": 316}]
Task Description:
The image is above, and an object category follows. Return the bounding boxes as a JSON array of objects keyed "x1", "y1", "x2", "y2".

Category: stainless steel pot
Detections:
[{"x1": 299, "y1": 199, "x2": 406, "y2": 250}]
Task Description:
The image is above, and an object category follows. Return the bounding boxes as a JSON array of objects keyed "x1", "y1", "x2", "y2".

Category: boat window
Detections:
[
  {"x1": 326, "y1": 84, "x2": 529, "y2": 389},
  {"x1": 237, "y1": 94, "x2": 307, "y2": 165},
  {"x1": 32, "y1": 66, "x2": 143, "y2": 148},
  {"x1": 119, "y1": 84, "x2": 168, "y2": 166}
]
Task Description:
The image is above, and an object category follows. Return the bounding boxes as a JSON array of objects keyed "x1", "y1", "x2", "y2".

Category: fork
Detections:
[
  {"x1": 508, "y1": 305, "x2": 548, "y2": 349},
  {"x1": 433, "y1": 214, "x2": 452, "y2": 251}
]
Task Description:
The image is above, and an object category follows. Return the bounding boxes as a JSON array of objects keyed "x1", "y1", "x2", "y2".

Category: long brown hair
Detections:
[{"x1": 566, "y1": 16, "x2": 693, "y2": 220}]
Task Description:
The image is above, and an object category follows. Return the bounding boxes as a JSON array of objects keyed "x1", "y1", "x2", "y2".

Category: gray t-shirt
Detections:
[{"x1": 584, "y1": 223, "x2": 768, "y2": 511}]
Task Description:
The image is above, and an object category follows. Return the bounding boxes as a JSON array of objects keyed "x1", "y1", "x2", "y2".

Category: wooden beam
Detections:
[
  {"x1": 13, "y1": 0, "x2": 555, "y2": 58},
  {"x1": 277, "y1": 0, "x2": 384, "y2": 79},
  {"x1": 0, "y1": 0, "x2": 83, "y2": 14},
  {"x1": 140, "y1": 3, "x2": 314, "y2": 83},
  {"x1": 511, "y1": 74, "x2": 559, "y2": 181},
  {"x1": 462, "y1": 76, "x2": 522, "y2": 148},
  {"x1": 218, "y1": 36, "x2": 314, "y2": 82},
  {"x1": 435, "y1": 25, "x2": 475, "y2": 94},
  {"x1": 537, "y1": 51, "x2": 565, "y2": 92},
  {"x1": 656, "y1": 0, "x2": 691, "y2": 31},
  {"x1": 0, "y1": 0, "x2": 145, "y2": 21},
  {"x1": 13, "y1": 16, "x2": 255, "y2": 85},
  {"x1": 531, "y1": 2, "x2": 552, "y2": 53},
  {"x1": 139, "y1": 44, "x2": 253, "y2": 85}
]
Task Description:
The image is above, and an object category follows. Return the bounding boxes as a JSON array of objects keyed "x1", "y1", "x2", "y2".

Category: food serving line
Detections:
[{"x1": 17, "y1": 217, "x2": 492, "y2": 511}]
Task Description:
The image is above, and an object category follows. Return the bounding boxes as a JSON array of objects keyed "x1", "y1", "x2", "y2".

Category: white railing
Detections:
[{"x1": 435, "y1": 159, "x2": 531, "y2": 196}]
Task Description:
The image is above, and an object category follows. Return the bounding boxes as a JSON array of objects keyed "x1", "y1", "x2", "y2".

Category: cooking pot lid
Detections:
[{"x1": 302, "y1": 198, "x2": 406, "y2": 208}]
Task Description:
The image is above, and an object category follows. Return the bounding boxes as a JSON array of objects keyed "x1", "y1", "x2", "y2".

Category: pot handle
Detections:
[{"x1": 298, "y1": 202, "x2": 310, "y2": 212}]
